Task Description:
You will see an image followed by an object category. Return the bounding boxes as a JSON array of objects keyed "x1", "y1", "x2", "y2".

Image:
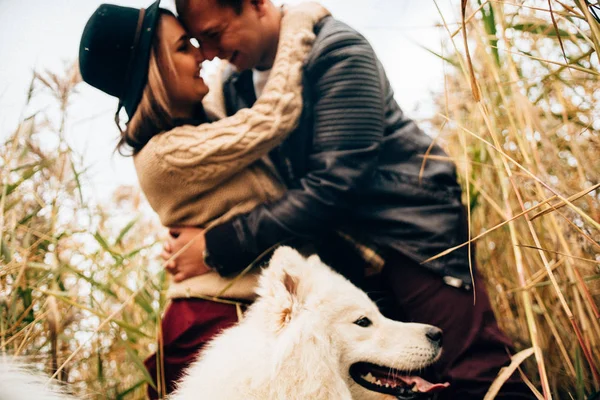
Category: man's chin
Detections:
[
  {"x1": 229, "y1": 53, "x2": 258, "y2": 72},
  {"x1": 232, "y1": 62, "x2": 251, "y2": 72},
  {"x1": 229, "y1": 52, "x2": 244, "y2": 71}
]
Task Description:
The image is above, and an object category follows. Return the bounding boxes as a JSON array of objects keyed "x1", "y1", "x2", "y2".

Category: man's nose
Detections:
[
  {"x1": 192, "y1": 46, "x2": 205, "y2": 63},
  {"x1": 199, "y1": 42, "x2": 220, "y2": 61}
]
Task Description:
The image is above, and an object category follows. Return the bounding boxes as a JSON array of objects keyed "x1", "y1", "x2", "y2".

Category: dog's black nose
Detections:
[{"x1": 426, "y1": 327, "x2": 443, "y2": 347}]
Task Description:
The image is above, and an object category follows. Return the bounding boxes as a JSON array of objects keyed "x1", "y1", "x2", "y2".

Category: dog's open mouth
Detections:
[{"x1": 350, "y1": 362, "x2": 450, "y2": 399}]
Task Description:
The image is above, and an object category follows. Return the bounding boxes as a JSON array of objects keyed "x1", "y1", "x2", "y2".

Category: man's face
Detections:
[{"x1": 179, "y1": 0, "x2": 271, "y2": 71}]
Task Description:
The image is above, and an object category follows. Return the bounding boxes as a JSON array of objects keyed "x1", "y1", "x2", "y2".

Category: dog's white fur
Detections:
[
  {"x1": 0, "y1": 247, "x2": 442, "y2": 400},
  {"x1": 0, "y1": 359, "x2": 75, "y2": 400},
  {"x1": 172, "y1": 247, "x2": 441, "y2": 400}
]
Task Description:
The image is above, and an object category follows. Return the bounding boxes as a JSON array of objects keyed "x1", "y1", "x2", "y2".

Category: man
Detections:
[{"x1": 166, "y1": 0, "x2": 532, "y2": 398}]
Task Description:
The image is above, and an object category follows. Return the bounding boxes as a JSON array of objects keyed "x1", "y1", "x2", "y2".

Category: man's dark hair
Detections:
[
  {"x1": 216, "y1": 0, "x2": 243, "y2": 14},
  {"x1": 176, "y1": 0, "x2": 244, "y2": 15}
]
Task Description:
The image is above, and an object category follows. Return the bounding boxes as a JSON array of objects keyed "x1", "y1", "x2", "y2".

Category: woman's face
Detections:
[{"x1": 157, "y1": 14, "x2": 209, "y2": 118}]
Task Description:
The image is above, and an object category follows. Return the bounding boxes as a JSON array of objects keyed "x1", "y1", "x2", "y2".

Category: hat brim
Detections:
[{"x1": 123, "y1": 0, "x2": 161, "y2": 118}]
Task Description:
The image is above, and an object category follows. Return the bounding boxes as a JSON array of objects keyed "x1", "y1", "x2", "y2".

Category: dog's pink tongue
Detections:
[{"x1": 400, "y1": 376, "x2": 450, "y2": 393}]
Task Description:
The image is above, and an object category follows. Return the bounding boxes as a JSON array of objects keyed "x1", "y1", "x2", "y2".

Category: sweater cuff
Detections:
[{"x1": 204, "y1": 221, "x2": 257, "y2": 277}]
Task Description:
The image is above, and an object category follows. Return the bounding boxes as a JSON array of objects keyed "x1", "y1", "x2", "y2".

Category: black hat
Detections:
[{"x1": 79, "y1": 1, "x2": 161, "y2": 121}]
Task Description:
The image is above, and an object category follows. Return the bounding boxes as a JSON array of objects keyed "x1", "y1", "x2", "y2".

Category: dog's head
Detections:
[{"x1": 255, "y1": 247, "x2": 449, "y2": 400}]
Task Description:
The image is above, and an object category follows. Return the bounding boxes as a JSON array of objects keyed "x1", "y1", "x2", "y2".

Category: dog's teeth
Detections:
[
  {"x1": 362, "y1": 372, "x2": 377, "y2": 384},
  {"x1": 366, "y1": 373, "x2": 373, "y2": 380},
  {"x1": 361, "y1": 372, "x2": 388, "y2": 387}
]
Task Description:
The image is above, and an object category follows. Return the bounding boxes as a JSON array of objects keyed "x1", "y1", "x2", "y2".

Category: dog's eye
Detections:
[{"x1": 353, "y1": 317, "x2": 372, "y2": 328}]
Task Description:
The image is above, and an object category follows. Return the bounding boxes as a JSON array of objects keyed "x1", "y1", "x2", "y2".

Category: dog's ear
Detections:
[
  {"x1": 257, "y1": 246, "x2": 305, "y2": 298},
  {"x1": 306, "y1": 253, "x2": 322, "y2": 265},
  {"x1": 255, "y1": 247, "x2": 307, "y2": 331}
]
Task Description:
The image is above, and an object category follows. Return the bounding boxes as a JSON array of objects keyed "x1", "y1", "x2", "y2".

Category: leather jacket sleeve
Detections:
[{"x1": 205, "y1": 27, "x2": 385, "y2": 275}]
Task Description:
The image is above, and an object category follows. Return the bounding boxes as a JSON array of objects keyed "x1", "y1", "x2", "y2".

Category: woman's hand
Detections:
[{"x1": 162, "y1": 227, "x2": 211, "y2": 282}]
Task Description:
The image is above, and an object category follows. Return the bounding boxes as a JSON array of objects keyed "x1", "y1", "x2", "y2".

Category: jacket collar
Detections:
[{"x1": 223, "y1": 69, "x2": 257, "y2": 116}]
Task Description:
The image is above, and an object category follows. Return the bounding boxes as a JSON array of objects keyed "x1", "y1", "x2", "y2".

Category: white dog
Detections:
[
  {"x1": 172, "y1": 246, "x2": 449, "y2": 400},
  {"x1": 0, "y1": 247, "x2": 449, "y2": 400},
  {"x1": 0, "y1": 360, "x2": 75, "y2": 400}
]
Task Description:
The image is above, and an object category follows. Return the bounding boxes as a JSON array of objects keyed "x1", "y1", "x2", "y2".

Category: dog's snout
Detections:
[{"x1": 426, "y1": 327, "x2": 443, "y2": 347}]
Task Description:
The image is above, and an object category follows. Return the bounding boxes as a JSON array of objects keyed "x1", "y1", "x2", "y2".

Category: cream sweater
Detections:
[{"x1": 133, "y1": 3, "x2": 330, "y2": 301}]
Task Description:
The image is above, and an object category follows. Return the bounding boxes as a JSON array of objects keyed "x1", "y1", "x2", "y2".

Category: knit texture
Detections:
[
  {"x1": 167, "y1": 271, "x2": 259, "y2": 301},
  {"x1": 134, "y1": 3, "x2": 330, "y2": 300},
  {"x1": 134, "y1": 3, "x2": 329, "y2": 229}
]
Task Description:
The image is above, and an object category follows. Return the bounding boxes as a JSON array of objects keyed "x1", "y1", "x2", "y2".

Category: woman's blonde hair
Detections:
[{"x1": 116, "y1": 10, "x2": 180, "y2": 155}]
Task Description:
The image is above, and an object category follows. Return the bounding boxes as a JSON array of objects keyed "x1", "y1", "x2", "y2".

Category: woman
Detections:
[{"x1": 79, "y1": 1, "x2": 342, "y2": 397}]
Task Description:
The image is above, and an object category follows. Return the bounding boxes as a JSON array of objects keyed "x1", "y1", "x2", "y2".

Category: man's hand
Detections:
[{"x1": 161, "y1": 227, "x2": 211, "y2": 282}]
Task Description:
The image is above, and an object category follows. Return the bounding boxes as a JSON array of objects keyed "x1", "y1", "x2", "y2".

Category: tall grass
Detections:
[
  {"x1": 430, "y1": 0, "x2": 600, "y2": 398},
  {"x1": 0, "y1": 1, "x2": 599, "y2": 399},
  {"x1": 0, "y1": 65, "x2": 167, "y2": 399}
]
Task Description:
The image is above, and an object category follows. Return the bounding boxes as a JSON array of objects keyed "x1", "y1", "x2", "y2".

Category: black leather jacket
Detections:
[{"x1": 204, "y1": 16, "x2": 473, "y2": 289}]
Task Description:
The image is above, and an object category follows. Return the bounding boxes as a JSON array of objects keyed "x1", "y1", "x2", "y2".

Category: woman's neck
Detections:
[{"x1": 172, "y1": 104, "x2": 208, "y2": 126}]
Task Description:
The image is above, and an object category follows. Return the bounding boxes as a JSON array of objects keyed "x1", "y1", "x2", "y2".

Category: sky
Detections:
[{"x1": 0, "y1": 0, "x2": 459, "y2": 202}]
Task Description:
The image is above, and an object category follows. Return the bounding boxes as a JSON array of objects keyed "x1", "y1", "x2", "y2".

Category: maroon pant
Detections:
[
  {"x1": 374, "y1": 251, "x2": 533, "y2": 399},
  {"x1": 144, "y1": 298, "x2": 240, "y2": 399}
]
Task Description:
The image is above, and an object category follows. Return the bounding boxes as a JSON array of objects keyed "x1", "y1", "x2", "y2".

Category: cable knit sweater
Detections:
[{"x1": 133, "y1": 3, "x2": 330, "y2": 301}]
